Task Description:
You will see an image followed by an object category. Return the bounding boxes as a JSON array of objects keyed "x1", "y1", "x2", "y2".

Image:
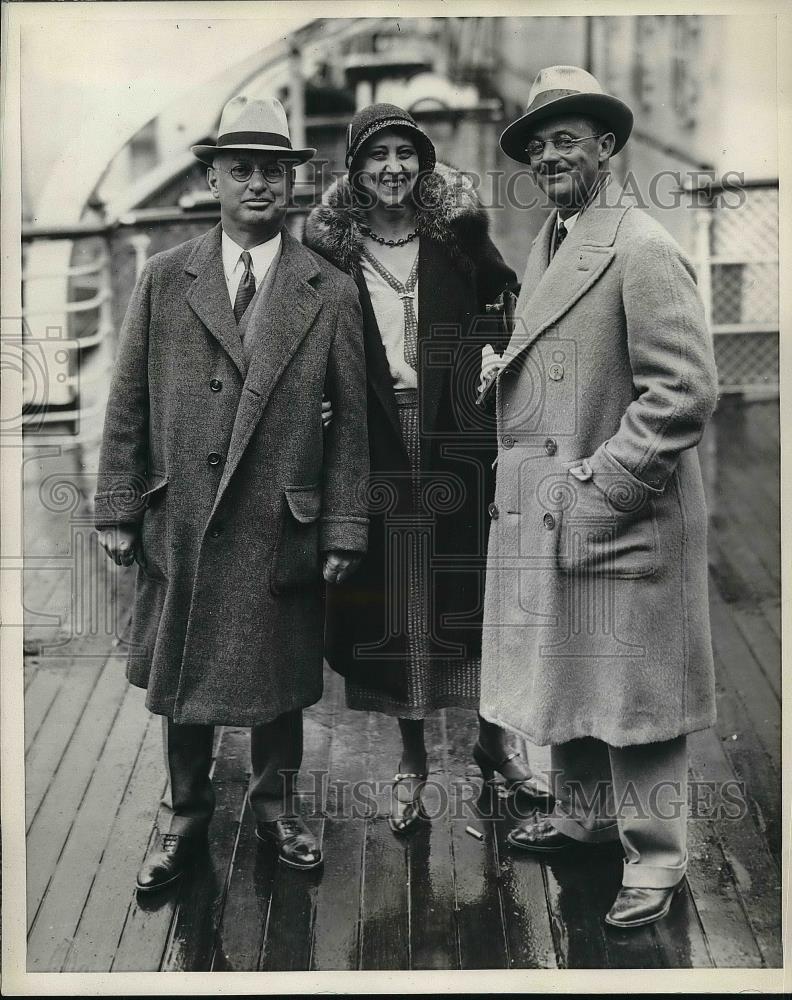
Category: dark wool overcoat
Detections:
[
  {"x1": 95, "y1": 226, "x2": 369, "y2": 726},
  {"x1": 304, "y1": 164, "x2": 517, "y2": 696},
  {"x1": 480, "y1": 180, "x2": 720, "y2": 748}
]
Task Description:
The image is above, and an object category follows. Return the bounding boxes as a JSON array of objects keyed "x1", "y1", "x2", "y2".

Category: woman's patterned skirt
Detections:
[{"x1": 345, "y1": 388, "x2": 480, "y2": 719}]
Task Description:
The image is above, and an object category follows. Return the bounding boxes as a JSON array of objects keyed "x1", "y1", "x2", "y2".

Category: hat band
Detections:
[
  {"x1": 217, "y1": 131, "x2": 293, "y2": 149},
  {"x1": 525, "y1": 88, "x2": 599, "y2": 113}
]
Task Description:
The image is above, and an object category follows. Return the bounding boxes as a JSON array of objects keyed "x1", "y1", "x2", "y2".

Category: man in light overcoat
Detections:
[
  {"x1": 96, "y1": 96, "x2": 369, "y2": 888},
  {"x1": 480, "y1": 67, "x2": 719, "y2": 928}
]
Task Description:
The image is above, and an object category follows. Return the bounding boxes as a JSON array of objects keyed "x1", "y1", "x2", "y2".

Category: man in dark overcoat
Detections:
[
  {"x1": 95, "y1": 96, "x2": 369, "y2": 888},
  {"x1": 481, "y1": 67, "x2": 719, "y2": 928}
]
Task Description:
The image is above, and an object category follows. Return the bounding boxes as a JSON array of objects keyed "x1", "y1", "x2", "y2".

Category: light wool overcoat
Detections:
[
  {"x1": 95, "y1": 225, "x2": 369, "y2": 726},
  {"x1": 480, "y1": 180, "x2": 719, "y2": 747}
]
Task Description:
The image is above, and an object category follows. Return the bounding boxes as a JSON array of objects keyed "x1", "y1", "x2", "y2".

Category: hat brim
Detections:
[
  {"x1": 500, "y1": 93, "x2": 633, "y2": 163},
  {"x1": 347, "y1": 122, "x2": 436, "y2": 174},
  {"x1": 191, "y1": 143, "x2": 316, "y2": 167}
]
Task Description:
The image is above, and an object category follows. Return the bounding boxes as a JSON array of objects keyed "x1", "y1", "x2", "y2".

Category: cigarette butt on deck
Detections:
[{"x1": 465, "y1": 826, "x2": 484, "y2": 841}]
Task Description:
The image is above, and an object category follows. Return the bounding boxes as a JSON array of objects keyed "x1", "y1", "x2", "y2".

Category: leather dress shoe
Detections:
[
  {"x1": 255, "y1": 816, "x2": 322, "y2": 870},
  {"x1": 136, "y1": 832, "x2": 196, "y2": 892},
  {"x1": 605, "y1": 881, "x2": 685, "y2": 929},
  {"x1": 506, "y1": 816, "x2": 580, "y2": 853}
]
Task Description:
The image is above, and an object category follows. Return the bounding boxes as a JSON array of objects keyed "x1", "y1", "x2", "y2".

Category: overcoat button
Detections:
[
  {"x1": 502, "y1": 435, "x2": 515, "y2": 449},
  {"x1": 543, "y1": 512, "x2": 555, "y2": 530},
  {"x1": 207, "y1": 452, "x2": 222, "y2": 466},
  {"x1": 544, "y1": 438, "x2": 557, "y2": 456},
  {"x1": 548, "y1": 363, "x2": 564, "y2": 381},
  {"x1": 210, "y1": 378, "x2": 223, "y2": 391},
  {"x1": 209, "y1": 522, "x2": 223, "y2": 538},
  {"x1": 488, "y1": 502, "x2": 499, "y2": 520}
]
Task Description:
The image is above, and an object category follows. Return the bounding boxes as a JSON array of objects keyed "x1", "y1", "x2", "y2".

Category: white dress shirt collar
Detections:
[
  {"x1": 221, "y1": 230, "x2": 282, "y2": 290},
  {"x1": 557, "y1": 210, "x2": 580, "y2": 235}
]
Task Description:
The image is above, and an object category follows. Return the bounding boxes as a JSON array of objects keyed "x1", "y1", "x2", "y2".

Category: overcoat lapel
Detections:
[
  {"x1": 210, "y1": 231, "x2": 321, "y2": 516},
  {"x1": 185, "y1": 224, "x2": 247, "y2": 378},
  {"x1": 502, "y1": 182, "x2": 630, "y2": 370}
]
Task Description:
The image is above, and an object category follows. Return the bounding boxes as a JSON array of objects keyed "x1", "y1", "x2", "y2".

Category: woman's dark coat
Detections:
[{"x1": 304, "y1": 164, "x2": 517, "y2": 696}]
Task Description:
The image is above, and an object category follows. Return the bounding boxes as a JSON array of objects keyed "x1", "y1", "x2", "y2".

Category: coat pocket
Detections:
[
  {"x1": 556, "y1": 452, "x2": 658, "y2": 578},
  {"x1": 137, "y1": 475, "x2": 169, "y2": 581},
  {"x1": 269, "y1": 485, "x2": 323, "y2": 595}
]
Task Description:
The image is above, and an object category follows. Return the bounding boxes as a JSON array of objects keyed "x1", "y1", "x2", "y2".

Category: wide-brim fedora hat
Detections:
[
  {"x1": 500, "y1": 66, "x2": 633, "y2": 163},
  {"x1": 192, "y1": 95, "x2": 316, "y2": 166}
]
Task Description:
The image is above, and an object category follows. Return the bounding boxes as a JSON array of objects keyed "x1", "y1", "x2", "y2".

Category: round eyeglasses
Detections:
[
  {"x1": 217, "y1": 162, "x2": 288, "y2": 183},
  {"x1": 524, "y1": 134, "x2": 604, "y2": 162}
]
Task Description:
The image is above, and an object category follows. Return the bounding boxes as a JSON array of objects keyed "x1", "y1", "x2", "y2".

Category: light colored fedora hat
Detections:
[
  {"x1": 500, "y1": 65, "x2": 633, "y2": 163},
  {"x1": 191, "y1": 95, "x2": 316, "y2": 166}
]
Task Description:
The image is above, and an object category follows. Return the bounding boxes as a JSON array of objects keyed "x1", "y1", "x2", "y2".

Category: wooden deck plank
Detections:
[
  {"x1": 27, "y1": 685, "x2": 151, "y2": 971},
  {"x1": 359, "y1": 817, "x2": 410, "y2": 970},
  {"x1": 25, "y1": 655, "x2": 110, "y2": 829},
  {"x1": 26, "y1": 654, "x2": 129, "y2": 928},
  {"x1": 307, "y1": 817, "x2": 366, "y2": 971},
  {"x1": 708, "y1": 531, "x2": 781, "y2": 645},
  {"x1": 209, "y1": 810, "x2": 278, "y2": 971},
  {"x1": 488, "y1": 814, "x2": 558, "y2": 969},
  {"x1": 309, "y1": 670, "x2": 368, "y2": 972},
  {"x1": 443, "y1": 708, "x2": 509, "y2": 970},
  {"x1": 259, "y1": 835, "x2": 324, "y2": 972},
  {"x1": 688, "y1": 728, "x2": 782, "y2": 967},
  {"x1": 23, "y1": 665, "x2": 63, "y2": 754},
  {"x1": 709, "y1": 593, "x2": 781, "y2": 767},
  {"x1": 710, "y1": 475, "x2": 780, "y2": 584},
  {"x1": 406, "y1": 713, "x2": 458, "y2": 971},
  {"x1": 711, "y1": 688, "x2": 781, "y2": 869},
  {"x1": 358, "y1": 708, "x2": 410, "y2": 971},
  {"x1": 685, "y1": 817, "x2": 765, "y2": 967},
  {"x1": 714, "y1": 593, "x2": 781, "y2": 699},
  {"x1": 647, "y1": 882, "x2": 714, "y2": 968},
  {"x1": 542, "y1": 847, "x2": 625, "y2": 969},
  {"x1": 63, "y1": 716, "x2": 166, "y2": 972}
]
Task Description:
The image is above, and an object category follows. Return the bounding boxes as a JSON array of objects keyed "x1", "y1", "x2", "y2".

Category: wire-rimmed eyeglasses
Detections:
[
  {"x1": 216, "y1": 162, "x2": 288, "y2": 183},
  {"x1": 524, "y1": 134, "x2": 606, "y2": 162}
]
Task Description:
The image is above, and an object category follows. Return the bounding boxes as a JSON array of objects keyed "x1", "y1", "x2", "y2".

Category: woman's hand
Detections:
[
  {"x1": 322, "y1": 395, "x2": 333, "y2": 429},
  {"x1": 323, "y1": 550, "x2": 362, "y2": 584},
  {"x1": 98, "y1": 526, "x2": 139, "y2": 566},
  {"x1": 479, "y1": 343, "x2": 504, "y2": 394}
]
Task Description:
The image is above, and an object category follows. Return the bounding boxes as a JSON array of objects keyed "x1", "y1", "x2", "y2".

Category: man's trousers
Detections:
[
  {"x1": 548, "y1": 735, "x2": 688, "y2": 888},
  {"x1": 159, "y1": 708, "x2": 304, "y2": 836}
]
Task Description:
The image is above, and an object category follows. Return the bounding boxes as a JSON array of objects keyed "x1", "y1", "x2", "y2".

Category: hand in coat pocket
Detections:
[
  {"x1": 555, "y1": 448, "x2": 658, "y2": 578},
  {"x1": 137, "y1": 477, "x2": 170, "y2": 580},
  {"x1": 270, "y1": 485, "x2": 323, "y2": 595}
]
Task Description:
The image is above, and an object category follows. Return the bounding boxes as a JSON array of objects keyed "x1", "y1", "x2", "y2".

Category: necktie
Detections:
[
  {"x1": 233, "y1": 251, "x2": 256, "y2": 322},
  {"x1": 553, "y1": 220, "x2": 568, "y2": 257},
  {"x1": 361, "y1": 247, "x2": 420, "y2": 370}
]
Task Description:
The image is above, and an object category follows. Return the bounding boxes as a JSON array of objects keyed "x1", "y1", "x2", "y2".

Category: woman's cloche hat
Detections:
[
  {"x1": 345, "y1": 103, "x2": 436, "y2": 174},
  {"x1": 500, "y1": 65, "x2": 633, "y2": 164},
  {"x1": 192, "y1": 95, "x2": 316, "y2": 166}
]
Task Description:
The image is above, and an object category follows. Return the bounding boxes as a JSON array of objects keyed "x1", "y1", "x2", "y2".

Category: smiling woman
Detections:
[{"x1": 304, "y1": 102, "x2": 552, "y2": 842}]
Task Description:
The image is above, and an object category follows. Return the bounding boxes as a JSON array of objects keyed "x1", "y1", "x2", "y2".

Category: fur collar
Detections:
[{"x1": 304, "y1": 162, "x2": 490, "y2": 280}]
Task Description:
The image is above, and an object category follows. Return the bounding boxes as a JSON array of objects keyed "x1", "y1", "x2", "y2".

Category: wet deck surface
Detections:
[{"x1": 22, "y1": 399, "x2": 781, "y2": 970}]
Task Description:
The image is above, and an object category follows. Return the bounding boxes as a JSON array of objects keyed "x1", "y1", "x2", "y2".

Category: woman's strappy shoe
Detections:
[
  {"x1": 473, "y1": 742, "x2": 554, "y2": 809},
  {"x1": 389, "y1": 762, "x2": 428, "y2": 834}
]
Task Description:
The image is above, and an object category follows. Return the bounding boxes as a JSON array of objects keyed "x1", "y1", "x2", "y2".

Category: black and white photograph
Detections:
[{"x1": 1, "y1": 1, "x2": 788, "y2": 993}]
